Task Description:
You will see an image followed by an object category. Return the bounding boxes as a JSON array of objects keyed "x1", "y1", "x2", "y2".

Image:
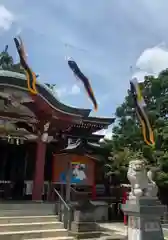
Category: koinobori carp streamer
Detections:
[
  {"x1": 14, "y1": 36, "x2": 38, "y2": 95},
  {"x1": 130, "y1": 78, "x2": 155, "y2": 147},
  {"x1": 67, "y1": 58, "x2": 98, "y2": 111}
]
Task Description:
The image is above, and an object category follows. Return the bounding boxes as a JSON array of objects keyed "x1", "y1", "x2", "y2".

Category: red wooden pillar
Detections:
[
  {"x1": 123, "y1": 190, "x2": 128, "y2": 225},
  {"x1": 49, "y1": 154, "x2": 56, "y2": 201},
  {"x1": 91, "y1": 184, "x2": 96, "y2": 200},
  {"x1": 32, "y1": 140, "x2": 46, "y2": 201}
]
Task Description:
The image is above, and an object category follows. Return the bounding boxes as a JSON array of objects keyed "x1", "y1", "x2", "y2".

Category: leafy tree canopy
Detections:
[
  {"x1": 0, "y1": 45, "x2": 25, "y2": 74},
  {"x1": 104, "y1": 69, "x2": 168, "y2": 187}
]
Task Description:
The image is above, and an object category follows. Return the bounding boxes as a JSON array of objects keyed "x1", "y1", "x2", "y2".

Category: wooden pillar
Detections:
[
  {"x1": 32, "y1": 140, "x2": 46, "y2": 201},
  {"x1": 91, "y1": 184, "x2": 96, "y2": 200},
  {"x1": 50, "y1": 154, "x2": 56, "y2": 201}
]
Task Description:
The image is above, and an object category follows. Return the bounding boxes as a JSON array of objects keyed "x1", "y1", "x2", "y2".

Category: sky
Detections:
[{"x1": 1, "y1": 0, "x2": 168, "y2": 139}]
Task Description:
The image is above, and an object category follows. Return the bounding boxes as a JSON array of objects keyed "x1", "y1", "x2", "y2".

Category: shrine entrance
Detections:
[
  {"x1": 0, "y1": 141, "x2": 34, "y2": 200},
  {"x1": 0, "y1": 140, "x2": 53, "y2": 201}
]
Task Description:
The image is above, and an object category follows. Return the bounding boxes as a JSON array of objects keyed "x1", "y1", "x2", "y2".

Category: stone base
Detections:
[
  {"x1": 123, "y1": 198, "x2": 164, "y2": 215},
  {"x1": 70, "y1": 221, "x2": 101, "y2": 239},
  {"x1": 69, "y1": 230, "x2": 101, "y2": 239},
  {"x1": 127, "y1": 215, "x2": 163, "y2": 240},
  {"x1": 71, "y1": 221, "x2": 100, "y2": 232},
  {"x1": 122, "y1": 198, "x2": 164, "y2": 240},
  {"x1": 91, "y1": 201, "x2": 108, "y2": 222}
]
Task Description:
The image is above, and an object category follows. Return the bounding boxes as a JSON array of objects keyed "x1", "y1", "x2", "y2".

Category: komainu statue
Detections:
[{"x1": 127, "y1": 160, "x2": 158, "y2": 199}]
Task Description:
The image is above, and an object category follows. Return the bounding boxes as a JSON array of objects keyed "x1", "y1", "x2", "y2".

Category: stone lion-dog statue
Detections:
[{"x1": 127, "y1": 160, "x2": 158, "y2": 199}]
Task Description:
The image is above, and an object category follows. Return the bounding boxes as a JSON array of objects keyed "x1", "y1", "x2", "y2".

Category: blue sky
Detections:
[{"x1": 1, "y1": 0, "x2": 168, "y2": 138}]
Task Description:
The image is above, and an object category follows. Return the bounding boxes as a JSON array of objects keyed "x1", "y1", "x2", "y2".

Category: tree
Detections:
[
  {"x1": 45, "y1": 84, "x2": 56, "y2": 91},
  {"x1": 105, "y1": 69, "x2": 168, "y2": 188},
  {"x1": 0, "y1": 45, "x2": 13, "y2": 69},
  {"x1": 105, "y1": 148, "x2": 131, "y2": 184},
  {"x1": 0, "y1": 46, "x2": 24, "y2": 74},
  {"x1": 45, "y1": 84, "x2": 58, "y2": 97}
]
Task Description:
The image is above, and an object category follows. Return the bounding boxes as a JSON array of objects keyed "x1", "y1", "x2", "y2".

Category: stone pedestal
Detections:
[
  {"x1": 122, "y1": 198, "x2": 165, "y2": 240},
  {"x1": 90, "y1": 201, "x2": 108, "y2": 222},
  {"x1": 122, "y1": 159, "x2": 165, "y2": 240},
  {"x1": 70, "y1": 200, "x2": 101, "y2": 239}
]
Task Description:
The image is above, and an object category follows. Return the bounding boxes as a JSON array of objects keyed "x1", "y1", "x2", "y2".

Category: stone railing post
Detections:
[{"x1": 122, "y1": 159, "x2": 165, "y2": 240}]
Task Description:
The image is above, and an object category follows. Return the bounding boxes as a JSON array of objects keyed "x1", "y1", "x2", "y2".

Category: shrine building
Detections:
[{"x1": 0, "y1": 70, "x2": 114, "y2": 201}]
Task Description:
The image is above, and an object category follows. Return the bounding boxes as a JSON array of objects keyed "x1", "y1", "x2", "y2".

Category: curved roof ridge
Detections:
[
  {"x1": 0, "y1": 70, "x2": 91, "y2": 117},
  {"x1": 0, "y1": 70, "x2": 26, "y2": 80},
  {"x1": 83, "y1": 116, "x2": 115, "y2": 125}
]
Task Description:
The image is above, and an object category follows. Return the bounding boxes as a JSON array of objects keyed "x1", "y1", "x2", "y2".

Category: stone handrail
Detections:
[
  {"x1": 54, "y1": 188, "x2": 70, "y2": 210},
  {"x1": 54, "y1": 188, "x2": 72, "y2": 230}
]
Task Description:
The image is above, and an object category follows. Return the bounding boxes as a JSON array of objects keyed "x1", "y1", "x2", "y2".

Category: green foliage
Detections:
[
  {"x1": 45, "y1": 84, "x2": 56, "y2": 91},
  {"x1": 0, "y1": 46, "x2": 24, "y2": 74},
  {"x1": 104, "y1": 148, "x2": 133, "y2": 184},
  {"x1": 104, "y1": 69, "x2": 168, "y2": 187},
  {"x1": 44, "y1": 84, "x2": 58, "y2": 97}
]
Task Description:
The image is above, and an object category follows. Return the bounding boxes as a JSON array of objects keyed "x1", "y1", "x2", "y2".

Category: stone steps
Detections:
[
  {"x1": 0, "y1": 203, "x2": 54, "y2": 210},
  {"x1": 0, "y1": 215, "x2": 57, "y2": 224},
  {"x1": 0, "y1": 229, "x2": 69, "y2": 240},
  {"x1": 0, "y1": 203, "x2": 73, "y2": 240},
  {"x1": 27, "y1": 238, "x2": 74, "y2": 240},
  {"x1": 0, "y1": 210, "x2": 54, "y2": 217},
  {"x1": 0, "y1": 221, "x2": 63, "y2": 232},
  {"x1": 0, "y1": 203, "x2": 55, "y2": 217},
  {"x1": 0, "y1": 203, "x2": 124, "y2": 239}
]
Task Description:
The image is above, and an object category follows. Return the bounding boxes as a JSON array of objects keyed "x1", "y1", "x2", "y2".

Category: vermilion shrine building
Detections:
[{"x1": 0, "y1": 70, "x2": 114, "y2": 201}]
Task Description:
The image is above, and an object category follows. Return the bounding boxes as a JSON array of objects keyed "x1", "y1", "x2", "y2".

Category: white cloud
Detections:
[
  {"x1": 56, "y1": 84, "x2": 80, "y2": 98},
  {"x1": 56, "y1": 87, "x2": 67, "y2": 98},
  {"x1": 16, "y1": 27, "x2": 22, "y2": 35},
  {"x1": 70, "y1": 84, "x2": 80, "y2": 95},
  {"x1": 132, "y1": 71, "x2": 149, "y2": 83},
  {"x1": 0, "y1": 5, "x2": 15, "y2": 31},
  {"x1": 133, "y1": 44, "x2": 168, "y2": 82},
  {"x1": 136, "y1": 45, "x2": 168, "y2": 74}
]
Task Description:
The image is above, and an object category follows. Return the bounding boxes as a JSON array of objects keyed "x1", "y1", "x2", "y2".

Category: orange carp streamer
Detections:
[
  {"x1": 14, "y1": 36, "x2": 38, "y2": 95},
  {"x1": 130, "y1": 78, "x2": 155, "y2": 147}
]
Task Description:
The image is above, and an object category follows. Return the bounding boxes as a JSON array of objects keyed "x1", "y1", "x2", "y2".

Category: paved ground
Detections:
[
  {"x1": 99, "y1": 223, "x2": 127, "y2": 236},
  {"x1": 162, "y1": 224, "x2": 168, "y2": 239},
  {"x1": 99, "y1": 222, "x2": 168, "y2": 239}
]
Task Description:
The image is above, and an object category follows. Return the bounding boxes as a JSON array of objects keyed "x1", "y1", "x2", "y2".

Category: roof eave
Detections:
[{"x1": 0, "y1": 70, "x2": 91, "y2": 117}]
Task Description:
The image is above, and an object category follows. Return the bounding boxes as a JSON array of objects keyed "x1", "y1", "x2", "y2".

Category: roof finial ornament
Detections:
[
  {"x1": 0, "y1": 45, "x2": 13, "y2": 69},
  {"x1": 4, "y1": 45, "x2": 8, "y2": 53}
]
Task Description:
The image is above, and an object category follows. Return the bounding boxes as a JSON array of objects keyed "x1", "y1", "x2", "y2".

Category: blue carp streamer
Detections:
[
  {"x1": 67, "y1": 58, "x2": 98, "y2": 111},
  {"x1": 130, "y1": 78, "x2": 155, "y2": 147},
  {"x1": 14, "y1": 36, "x2": 38, "y2": 95}
]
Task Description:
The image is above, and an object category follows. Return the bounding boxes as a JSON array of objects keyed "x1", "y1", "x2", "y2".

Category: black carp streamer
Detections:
[
  {"x1": 14, "y1": 36, "x2": 38, "y2": 95},
  {"x1": 130, "y1": 78, "x2": 155, "y2": 147},
  {"x1": 67, "y1": 58, "x2": 98, "y2": 111}
]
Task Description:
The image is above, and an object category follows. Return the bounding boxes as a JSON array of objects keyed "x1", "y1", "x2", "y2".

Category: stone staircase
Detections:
[
  {"x1": 0, "y1": 203, "x2": 125, "y2": 240},
  {"x1": 0, "y1": 203, "x2": 74, "y2": 240}
]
